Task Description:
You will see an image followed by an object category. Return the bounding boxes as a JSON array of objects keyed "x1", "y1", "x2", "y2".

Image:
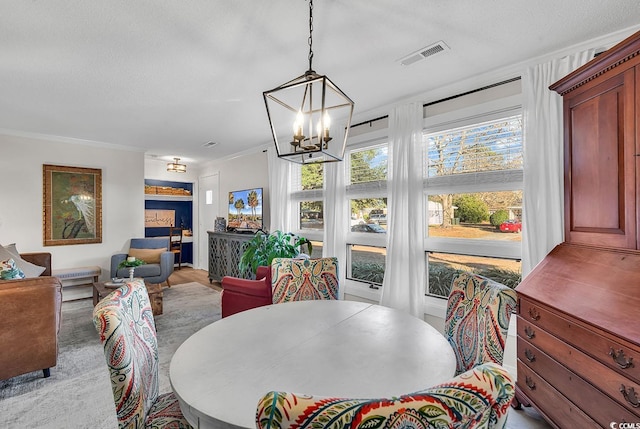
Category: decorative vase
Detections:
[
  {"x1": 128, "y1": 267, "x2": 135, "y2": 281},
  {"x1": 214, "y1": 217, "x2": 226, "y2": 232}
]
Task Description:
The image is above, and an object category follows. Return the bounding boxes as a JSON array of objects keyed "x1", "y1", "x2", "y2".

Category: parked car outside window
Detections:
[
  {"x1": 351, "y1": 223, "x2": 386, "y2": 233},
  {"x1": 369, "y1": 212, "x2": 387, "y2": 225},
  {"x1": 499, "y1": 220, "x2": 522, "y2": 233}
]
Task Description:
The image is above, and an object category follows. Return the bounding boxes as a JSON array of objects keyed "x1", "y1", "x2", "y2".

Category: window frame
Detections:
[{"x1": 422, "y1": 94, "x2": 523, "y2": 307}]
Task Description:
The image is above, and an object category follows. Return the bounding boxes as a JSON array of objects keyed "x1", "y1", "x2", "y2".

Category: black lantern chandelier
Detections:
[{"x1": 263, "y1": 0, "x2": 354, "y2": 164}]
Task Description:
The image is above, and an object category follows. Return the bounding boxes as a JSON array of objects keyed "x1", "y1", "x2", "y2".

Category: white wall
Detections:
[
  {"x1": 199, "y1": 150, "x2": 270, "y2": 229},
  {"x1": 0, "y1": 133, "x2": 144, "y2": 279}
]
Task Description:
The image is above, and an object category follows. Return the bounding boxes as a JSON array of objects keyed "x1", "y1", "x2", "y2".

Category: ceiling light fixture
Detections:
[
  {"x1": 263, "y1": 0, "x2": 354, "y2": 164},
  {"x1": 167, "y1": 157, "x2": 187, "y2": 173}
]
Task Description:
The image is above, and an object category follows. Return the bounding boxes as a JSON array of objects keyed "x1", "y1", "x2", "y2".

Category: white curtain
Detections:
[
  {"x1": 267, "y1": 148, "x2": 291, "y2": 233},
  {"x1": 379, "y1": 102, "x2": 424, "y2": 317},
  {"x1": 323, "y1": 159, "x2": 347, "y2": 299},
  {"x1": 521, "y1": 48, "x2": 595, "y2": 276}
]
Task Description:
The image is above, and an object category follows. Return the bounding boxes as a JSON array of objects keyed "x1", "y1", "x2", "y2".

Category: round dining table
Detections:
[{"x1": 169, "y1": 300, "x2": 456, "y2": 429}]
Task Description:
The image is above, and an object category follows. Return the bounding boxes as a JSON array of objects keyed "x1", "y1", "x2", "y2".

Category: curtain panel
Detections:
[
  {"x1": 379, "y1": 103, "x2": 425, "y2": 317},
  {"x1": 521, "y1": 49, "x2": 594, "y2": 276}
]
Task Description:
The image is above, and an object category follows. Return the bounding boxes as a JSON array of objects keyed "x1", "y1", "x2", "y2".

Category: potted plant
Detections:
[
  {"x1": 118, "y1": 256, "x2": 145, "y2": 281},
  {"x1": 238, "y1": 230, "x2": 312, "y2": 275}
]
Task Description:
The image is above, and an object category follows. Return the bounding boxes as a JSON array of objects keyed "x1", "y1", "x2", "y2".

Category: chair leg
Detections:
[{"x1": 43, "y1": 368, "x2": 50, "y2": 378}]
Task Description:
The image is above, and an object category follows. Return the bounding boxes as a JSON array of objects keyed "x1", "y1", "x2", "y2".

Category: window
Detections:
[
  {"x1": 300, "y1": 201, "x2": 324, "y2": 230},
  {"x1": 350, "y1": 198, "x2": 387, "y2": 231},
  {"x1": 427, "y1": 252, "x2": 521, "y2": 297},
  {"x1": 424, "y1": 113, "x2": 523, "y2": 298},
  {"x1": 345, "y1": 142, "x2": 388, "y2": 289},
  {"x1": 428, "y1": 191, "x2": 522, "y2": 241},
  {"x1": 348, "y1": 245, "x2": 386, "y2": 287},
  {"x1": 291, "y1": 163, "x2": 325, "y2": 237}
]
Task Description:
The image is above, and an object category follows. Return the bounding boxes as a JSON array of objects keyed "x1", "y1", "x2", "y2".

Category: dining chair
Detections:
[
  {"x1": 444, "y1": 271, "x2": 518, "y2": 375},
  {"x1": 92, "y1": 279, "x2": 192, "y2": 428},
  {"x1": 221, "y1": 257, "x2": 339, "y2": 317},
  {"x1": 256, "y1": 362, "x2": 514, "y2": 429},
  {"x1": 169, "y1": 226, "x2": 183, "y2": 270},
  {"x1": 270, "y1": 257, "x2": 339, "y2": 303}
]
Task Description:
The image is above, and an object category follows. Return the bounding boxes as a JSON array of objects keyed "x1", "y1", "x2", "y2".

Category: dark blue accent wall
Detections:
[
  {"x1": 144, "y1": 200, "x2": 192, "y2": 236},
  {"x1": 144, "y1": 179, "x2": 193, "y2": 265}
]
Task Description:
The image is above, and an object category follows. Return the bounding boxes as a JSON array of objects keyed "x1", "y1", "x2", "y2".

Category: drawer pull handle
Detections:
[
  {"x1": 609, "y1": 348, "x2": 634, "y2": 369},
  {"x1": 524, "y1": 349, "x2": 536, "y2": 363},
  {"x1": 528, "y1": 308, "x2": 540, "y2": 321},
  {"x1": 620, "y1": 384, "x2": 640, "y2": 408},
  {"x1": 525, "y1": 376, "x2": 536, "y2": 390},
  {"x1": 524, "y1": 326, "x2": 535, "y2": 339}
]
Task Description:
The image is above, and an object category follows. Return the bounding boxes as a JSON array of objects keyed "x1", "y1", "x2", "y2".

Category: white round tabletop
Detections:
[{"x1": 169, "y1": 300, "x2": 456, "y2": 429}]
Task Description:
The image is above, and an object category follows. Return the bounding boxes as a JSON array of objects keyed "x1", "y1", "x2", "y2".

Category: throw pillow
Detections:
[
  {"x1": 128, "y1": 247, "x2": 167, "y2": 264},
  {"x1": 0, "y1": 258, "x2": 26, "y2": 280},
  {"x1": 0, "y1": 244, "x2": 46, "y2": 278}
]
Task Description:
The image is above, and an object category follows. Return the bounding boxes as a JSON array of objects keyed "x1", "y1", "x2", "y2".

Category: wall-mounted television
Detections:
[{"x1": 227, "y1": 187, "x2": 263, "y2": 232}]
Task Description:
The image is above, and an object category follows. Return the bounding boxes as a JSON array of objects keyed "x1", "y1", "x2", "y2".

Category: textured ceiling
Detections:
[{"x1": 1, "y1": 0, "x2": 639, "y2": 165}]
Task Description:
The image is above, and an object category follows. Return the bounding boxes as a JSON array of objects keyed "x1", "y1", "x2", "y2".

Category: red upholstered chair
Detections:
[{"x1": 221, "y1": 266, "x2": 272, "y2": 318}]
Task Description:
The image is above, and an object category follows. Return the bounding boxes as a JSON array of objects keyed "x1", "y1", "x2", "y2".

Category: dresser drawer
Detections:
[
  {"x1": 518, "y1": 317, "x2": 640, "y2": 415},
  {"x1": 517, "y1": 338, "x2": 640, "y2": 424},
  {"x1": 516, "y1": 361, "x2": 598, "y2": 428},
  {"x1": 519, "y1": 297, "x2": 640, "y2": 384}
]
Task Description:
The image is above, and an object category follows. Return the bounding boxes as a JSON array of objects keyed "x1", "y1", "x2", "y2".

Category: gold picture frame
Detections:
[{"x1": 43, "y1": 164, "x2": 102, "y2": 246}]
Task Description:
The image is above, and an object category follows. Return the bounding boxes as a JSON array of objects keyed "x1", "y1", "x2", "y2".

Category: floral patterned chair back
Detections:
[
  {"x1": 256, "y1": 362, "x2": 514, "y2": 429},
  {"x1": 445, "y1": 272, "x2": 518, "y2": 375},
  {"x1": 92, "y1": 279, "x2": 192, "y2": 428},
  {"x1": 271, "y1": 257, "x2": 339, "y2": 304}
]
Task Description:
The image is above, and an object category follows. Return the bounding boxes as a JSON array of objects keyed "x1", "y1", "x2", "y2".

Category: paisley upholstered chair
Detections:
[
  {"x1": 92, "y1": 279, "x2": 192, "y2": 428},
  {"x1": 270, "y1": 257, "x2": 339, "y2": 303},
  {"x1": 221, "y1": 258, "x2": 339, "y2": 317},
  {"x1": 445, "y1": 272, "x2": 518, "y2": 375},
  {"x1": 256, "y1": 362, "x2": 515, "y2": 429}
]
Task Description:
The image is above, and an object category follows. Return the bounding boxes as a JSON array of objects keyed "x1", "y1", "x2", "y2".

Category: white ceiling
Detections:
[{"x1": 2, "y1": 1, "x2": 639, "y2": 166}]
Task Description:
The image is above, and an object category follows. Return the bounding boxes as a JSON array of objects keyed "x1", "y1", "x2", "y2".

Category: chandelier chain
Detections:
[{"x1": 308, "y1": 0, "x2": 314, "y2": 71}]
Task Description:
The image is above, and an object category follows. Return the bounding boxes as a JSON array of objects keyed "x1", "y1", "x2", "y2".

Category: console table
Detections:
[{"x1": 207, "y1": 231, "x2": 255, "y2": 282}]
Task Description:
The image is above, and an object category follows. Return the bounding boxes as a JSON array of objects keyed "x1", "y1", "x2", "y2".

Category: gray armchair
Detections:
[{"x1": 110, "y1": 238, "x2": 174, "y2": 286}]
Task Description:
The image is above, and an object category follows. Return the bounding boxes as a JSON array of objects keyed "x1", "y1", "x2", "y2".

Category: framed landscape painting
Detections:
[{"x1": 43, "y1": 164, "x2": 102, "y2": 246}]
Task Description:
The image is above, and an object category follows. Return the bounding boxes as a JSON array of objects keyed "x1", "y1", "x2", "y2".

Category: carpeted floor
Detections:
[{"x1": 0, "y1": 282, "x2": 221, "y2": 429}]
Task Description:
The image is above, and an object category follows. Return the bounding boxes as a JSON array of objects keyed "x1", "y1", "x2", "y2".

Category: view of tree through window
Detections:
[
  {"x1": 348, "y1": 145, "x2": 389, "y2": 232},
  {"x1": 300, "y1": 201, "x2": 323, "y2": 230},
  {"x1": 426, "y1": 115, "x2": 522, "y2": 228},
  {"x1": 350, "y1": 146, "x2": 387, "y2": 184},
  {"x1": 428, "y1": 191, "x2": 522, "y2": 241},
  {"x1": 301, "y1": 163, "x2": 323, "y2": 190},
  {"x1": 297, "y1": 164, "x2": 324, "y2": 230},
  {"x1": 425, "y1": 113, "x2": 523, "y2": 298}
]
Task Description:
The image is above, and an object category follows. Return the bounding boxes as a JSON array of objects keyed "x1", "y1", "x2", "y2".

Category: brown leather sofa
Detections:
[{"x1": 0, "y1": 252, "x2": 63, "y2": 380}]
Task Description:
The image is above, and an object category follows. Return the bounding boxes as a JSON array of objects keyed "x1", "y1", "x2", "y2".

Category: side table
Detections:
[{"x1": 92, "y1": 281, "x2": 164, "y2": 316}]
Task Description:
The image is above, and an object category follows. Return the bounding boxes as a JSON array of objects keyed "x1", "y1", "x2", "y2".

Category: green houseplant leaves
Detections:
[{"x1": 239, "y1": 230, "x2": 312, "y2": 275}]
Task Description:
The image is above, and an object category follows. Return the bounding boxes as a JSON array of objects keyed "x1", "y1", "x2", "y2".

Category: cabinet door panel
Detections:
[{"x1": 564, "y1": 68, "x2": 636, "y2": 248}]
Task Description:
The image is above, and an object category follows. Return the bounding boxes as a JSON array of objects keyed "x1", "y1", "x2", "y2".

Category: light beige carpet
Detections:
[{"x1": 0, "y1": 282, "x2": 221, "y2": 429}]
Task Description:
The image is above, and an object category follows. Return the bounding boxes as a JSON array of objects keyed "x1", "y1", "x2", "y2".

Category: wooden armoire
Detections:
[{"x1": 514, "y1": 31, "x2": 640, "y2": 426}]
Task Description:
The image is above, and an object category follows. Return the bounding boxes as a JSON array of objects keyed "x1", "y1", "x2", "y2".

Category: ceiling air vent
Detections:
[
  {"x1": 398, "y1": 41, "x2": 450, "y2": 66},
  {"x1": 203, "y1": 141, "x2": 218, "y2": 148}
]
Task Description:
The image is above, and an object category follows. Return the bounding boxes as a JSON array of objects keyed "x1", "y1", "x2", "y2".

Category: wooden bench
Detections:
[{"x1": 52, "y1": 266, "x2": 101, "y2": 301}]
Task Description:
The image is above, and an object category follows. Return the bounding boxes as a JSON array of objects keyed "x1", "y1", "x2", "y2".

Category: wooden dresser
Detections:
[{"x1": 514, "y1": 30, "x2": 640, "y2": 426}]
